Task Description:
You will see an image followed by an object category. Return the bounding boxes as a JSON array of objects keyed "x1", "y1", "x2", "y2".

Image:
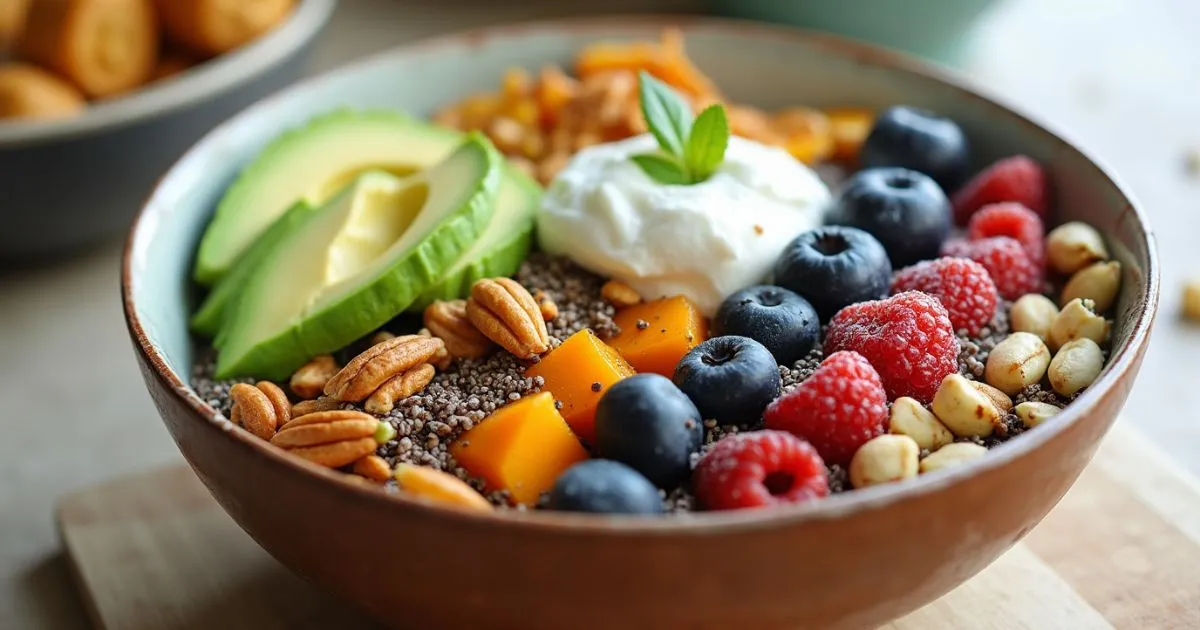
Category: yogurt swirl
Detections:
[{"x1": 537, "y1": 134, "x2": 831, "y2": 315}]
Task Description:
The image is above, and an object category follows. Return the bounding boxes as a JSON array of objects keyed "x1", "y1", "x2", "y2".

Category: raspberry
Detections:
[
  {"x1": 892, "y1": 257, "x2": 999, "y2": 336},
  {"x1": 942, "y1": 237, "x2": 1042, "y2": 300},
  {"x1": 823, "y1": 292, "x2": 959, "y2": 404},
  {"x1": 693, "y1": 430, "x2": 829, "y2": 511},
  {"x1": 763, "y1": 351, "x2": 888, "y2": 465},
  {"x1": 967, "y1": 202, "x2": 1045, "y2": 265},
  {"x1": 951, "y1": 155, "x2": 1050, "y2": 225}
]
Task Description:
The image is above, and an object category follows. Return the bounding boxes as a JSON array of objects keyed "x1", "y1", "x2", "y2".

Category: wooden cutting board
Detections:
[{"x1": 57, "y1": 422, "x2": 1200, "y2": 630}]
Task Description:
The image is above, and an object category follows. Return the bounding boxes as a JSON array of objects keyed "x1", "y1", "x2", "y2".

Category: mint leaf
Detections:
[
  {"x1": 631, "y1": 153, "x2": 691, "y2": 185},
  {"x1": 638, "y1": 71, "x2": 693, "y2": 157},
  {"x1": 684, "y1": 105, "x2": 730, "y2": 181}
]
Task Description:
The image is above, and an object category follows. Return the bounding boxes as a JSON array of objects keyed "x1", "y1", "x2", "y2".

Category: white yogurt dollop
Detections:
[{"x1": 537, "y1": 134, "x2": 831, "y2": 316}]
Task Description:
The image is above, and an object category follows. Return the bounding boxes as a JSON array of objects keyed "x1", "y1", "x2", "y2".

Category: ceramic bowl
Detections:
[
  {"x1": 122, "y1": 17, "x2": 1158, "y2": 630},
  {"x1": 0, "y1": 0, "x2": 335, "y2": 261}
]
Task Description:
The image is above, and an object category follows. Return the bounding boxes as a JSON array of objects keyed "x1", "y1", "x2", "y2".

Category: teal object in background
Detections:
[{"x1": 711, "y1": 0, "x2": 999, "y2": 65}]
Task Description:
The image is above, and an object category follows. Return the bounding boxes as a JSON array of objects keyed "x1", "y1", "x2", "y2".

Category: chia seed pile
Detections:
[{"x1": 192, "y1": 253, "x2": 1088, "y2": 514}]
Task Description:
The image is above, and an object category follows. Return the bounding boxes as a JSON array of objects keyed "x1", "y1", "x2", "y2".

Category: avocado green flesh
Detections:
[
  {"x1": 191, "y1": 201, "x2": 316, "y2": 337},
  {"x1": 409, "y1": 166, "x2": 541, "y2": 310},
  {"x1": 215, "y1": 137, "x2": 500, "y2": 380},
  {"x1": 193, "y1": 110, "x2": 461, "y2": 286}
]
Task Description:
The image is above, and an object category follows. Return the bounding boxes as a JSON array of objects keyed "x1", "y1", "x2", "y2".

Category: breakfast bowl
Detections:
[
  {"x1": 0, "y1": 0, "x2": 334, "y2": 260},
  {"x1": 122, "y1": 17, "x2": 1158, "y2": 630}
]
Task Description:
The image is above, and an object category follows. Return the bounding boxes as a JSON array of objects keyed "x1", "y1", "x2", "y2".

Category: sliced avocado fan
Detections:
[
  {"x1": 215, "y1": 135, "x2": 501, "y2": 380},
  {"x1": 193, "y1": 110, "x2": 463, "y2": 286},
  {"x1": 408, "y1": 165, "x2": 540, "y2": 311},
  {"x1": 191, "y1": 200, "x2": 316, "y2": 337}
]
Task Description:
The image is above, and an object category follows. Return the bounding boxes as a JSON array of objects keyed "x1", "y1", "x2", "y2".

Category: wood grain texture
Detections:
[{"x1": 58, "y1": 424, "x2": 1199, "y2": 630}]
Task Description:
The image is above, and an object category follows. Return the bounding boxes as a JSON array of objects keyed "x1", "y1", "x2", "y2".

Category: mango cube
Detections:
[
  {"x1": 526, "y1": 329, "x2": 635, "y2": 444},
  {"x1": 449, "y1": 392, "x2": 588, "y2": 505},
  {"x1": 609, "y1": 295, "x2": 708, "y2": 377}
]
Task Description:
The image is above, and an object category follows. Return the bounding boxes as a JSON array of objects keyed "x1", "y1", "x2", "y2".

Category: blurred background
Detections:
[{"x1": 2, "y1": 0, "x2": 1197, "y2": 626}]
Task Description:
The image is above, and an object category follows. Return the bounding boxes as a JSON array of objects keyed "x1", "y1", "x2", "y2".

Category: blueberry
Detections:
[
  {"x1": 773, "y1": 226, "x2": 893, "y2": 321},
  {"x1": 673, "y1": 336, "x2": 782, "y2": 427},
  {"x1": 827, "y1": 167, "x2": 951, "y2": 267},
  {"x1": 712, "y1": 286, "x2": 819, "y2": 365},
  {"x1": 861, "y1": 106, "x2": 969, "y2": 190},
  {"x1": 594, "y1": 374, "x2": 703, "y2": 488},
  {"x1": 547, "y1": 460, "x2": 664, "y2": 515}
]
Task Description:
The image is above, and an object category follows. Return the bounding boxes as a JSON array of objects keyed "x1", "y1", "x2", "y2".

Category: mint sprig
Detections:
[{"x1": 632, "y1": 71, "x2": 730, "y2": 185}]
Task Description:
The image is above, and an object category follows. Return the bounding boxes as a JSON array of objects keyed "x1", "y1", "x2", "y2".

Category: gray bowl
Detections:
[{"x1": 0, "y1": 0, "x2": 335, "y2": 261}]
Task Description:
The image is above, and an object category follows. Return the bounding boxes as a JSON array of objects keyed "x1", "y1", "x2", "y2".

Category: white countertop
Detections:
[{"x1": 3, "y1": 0, "x2": 1197, "y2": 626}]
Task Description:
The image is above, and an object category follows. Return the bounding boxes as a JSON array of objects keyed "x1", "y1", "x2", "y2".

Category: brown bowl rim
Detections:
[
  {"x1": 0, "y1": 0, "x2": 336, "y2": 149},
  {"x1": 121, "y1": 15, "x2": 1160, "y2": 535}
]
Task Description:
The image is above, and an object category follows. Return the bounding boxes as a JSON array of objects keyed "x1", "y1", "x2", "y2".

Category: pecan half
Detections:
[
  {"x1": 289, "y1": 355, "x2": 340, "y2": 400},
  {"x1": 466, "y1": 278, "x2": 550, "y2": 359},
  {"x1": 424, "y1": 299, "x2": 494, "y2": 359},
  {"x1": 229, "y1": 382, "x2": 289, "y2": 440},
  {"x1": 288, "y1": 439, "x2": 380, "y2": 468},
  {"x1": 369, "y1": 330, "x2": 397, "y2": 346},
  {"x1": 418, "y1": 328, "x2": 453, "y2": 370},
  {"x1": 290, "y1": 397, "x2": 343, "y2": 418},
  {"x1": 324, "y1": 335, "x2": 444, "y2": 402},
  {"x1": 352, "y1": 455, "x2": 392, "y2": 482},
  {"x1": 256, "y1": 381, "x2": 291, "y2": 427},
  {"x1": 601, "y1": 279, "x2": 642, "y2": 308},
  {"x1": 271, "y1": 409, "x2": 382, "y2": 468},
  {"x1": 365, "y1": 363, "x2": 436, "y2": 415}
]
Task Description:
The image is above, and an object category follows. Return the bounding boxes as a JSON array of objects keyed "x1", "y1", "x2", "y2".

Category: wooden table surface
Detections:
[
  {"x1": 2, "y1": 0, "x2": 1198, "y2": 627},
  {"x1": 54, "y1": 424, "x2": 1200, "y2": 629}
]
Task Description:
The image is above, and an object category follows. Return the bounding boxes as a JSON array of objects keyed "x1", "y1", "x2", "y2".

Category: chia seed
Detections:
[
  {"x1": 957, "y1": 300, "x2": 1010, "y2": 378},
  {"x1": 779, "y1": 342, "x2": 824, "y2": 393},
  {"x1": 191, "y1": 256, "x2": 1099, "y2": 514},
  {"x1": 516, "y1": 253, "x2": 618, "y2": 340}
]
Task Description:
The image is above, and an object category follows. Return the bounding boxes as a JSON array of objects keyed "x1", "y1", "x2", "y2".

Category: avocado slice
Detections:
[
  {"x1": 409, "y1": 166, "x2": 541, "y2": 310},
  {"x1": 191, "y1": 200, "x2": 317, "y2": 337},
  {"x1": 193, "y1": 110, "x2": 462, "y2": 286},
  {"x1": 215, "y1": 136, "x2": 501, "y2": 380}
]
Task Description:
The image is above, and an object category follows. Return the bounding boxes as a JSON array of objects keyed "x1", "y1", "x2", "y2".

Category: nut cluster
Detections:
[
  {"x1": 324, "y1": 335, "x2": 444, "y2": 415},
  {"x1": 885, "y1": 384, "x2": 999, "y2": 476},
  {"x1": 270, "y1": 409, "x2": 385, "y2": 469},
  {"x1": 230, "y1": 382, "x2": 394, "y2": 479}
]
